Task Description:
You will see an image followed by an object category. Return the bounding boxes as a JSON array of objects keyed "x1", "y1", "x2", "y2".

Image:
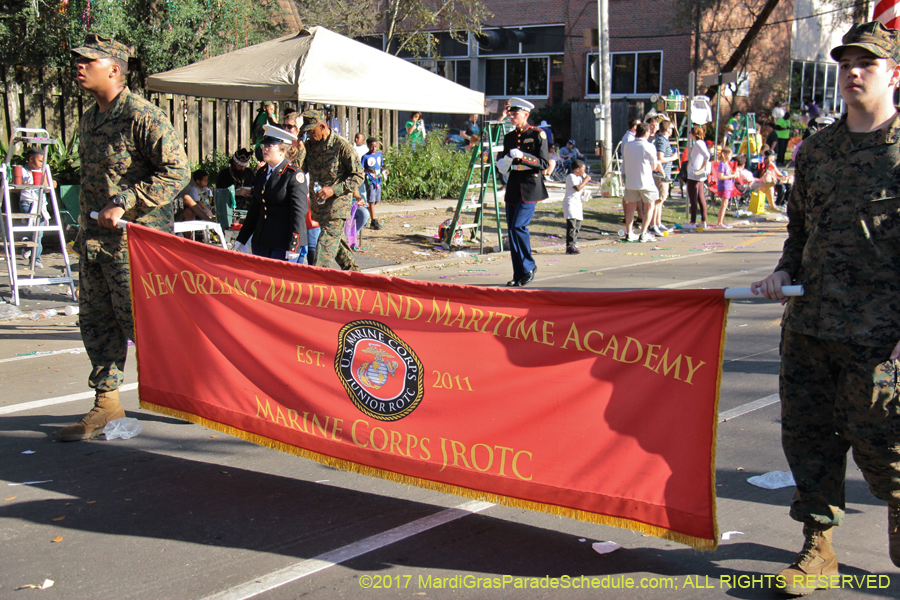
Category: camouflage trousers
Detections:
[
  {"x1": 79, "y1": 260, "x2": 134, "y2": 392},
  {"x1": 316, "y1": 217, "x2": 357, "y2": 270},
  {"x1": 780, "y1": 329, "x2": 900, "y2": 528}
]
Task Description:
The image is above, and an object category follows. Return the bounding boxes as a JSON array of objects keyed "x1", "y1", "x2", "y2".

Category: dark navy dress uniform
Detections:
[
  {"x1": 504, "y1": 124, "x2": 549, "y2": 285},
  {"x1": 235, "y1": 158, "x2": 308, "y2": 260}
]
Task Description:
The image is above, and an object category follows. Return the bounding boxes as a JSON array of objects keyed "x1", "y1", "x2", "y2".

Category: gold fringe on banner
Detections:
[
  {"x1": 140, "y1": 400, "x2": 719, "y2": 551},
  {"x1": 705, "y1": 298, "x2": 731, "y2": 549}
]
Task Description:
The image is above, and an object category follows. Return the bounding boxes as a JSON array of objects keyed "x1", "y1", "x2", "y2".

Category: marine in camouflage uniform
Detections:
[
  {"x1": 753, "y1": 21, "x2": 900, "y2": 593},
  {"x1": 61, "y1": 35, "x2": 189, "y2": 441},
  {"x1": 299, "y1": 109, "x2": 362, "y2": 270}
]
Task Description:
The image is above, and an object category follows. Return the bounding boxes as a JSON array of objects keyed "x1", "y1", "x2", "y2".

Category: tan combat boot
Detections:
[
  {"x1": 774, "y1": 526, "x2": 838, "y2": 596},
  {"x1": 58, "y1": 390, "x2": 125, "y2": 442},
  {"x1": 889, "y1": 503, "x2": 900, "y2": 567}
]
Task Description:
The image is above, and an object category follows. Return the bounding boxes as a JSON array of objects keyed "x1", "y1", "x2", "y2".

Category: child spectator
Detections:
[
  {"x1": 563, "y1": 159, "x2": 591, "y2": 254},
  {"x1": 174, "y1": 170, "x2": 214, "y2": 242},
  {"x1": 361, "y1": 137, "x2": 388, "y2": 230},
  {"x1": 175, "y1": 170, "x2": 214, "y2": 223},
  {"x1": 734, "y1": 155, "x2": 756, "y2": 194},
  {"x1": 19, "y1": 147, "x2": 48, "y2": 269},
  {"x1": 714, "y1": 147, "x2": 737, "y2": 228}
]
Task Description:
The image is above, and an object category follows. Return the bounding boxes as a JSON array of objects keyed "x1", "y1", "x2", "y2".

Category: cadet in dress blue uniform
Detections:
[
  {"x1": 235, "y1": 125, "x2": 308, "y2": 261},
  {"x1": 497, "y1": 97, "x2": 549, "y2": 287}
]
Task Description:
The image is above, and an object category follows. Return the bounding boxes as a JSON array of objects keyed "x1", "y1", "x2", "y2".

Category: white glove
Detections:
[
  {"x1": 496, "y1": 156, "x2": 512, "y2": 175},
  {"x1": 233, "y1": 241, "x2": 250, "y2": 254},
  {"x1": 286, "y1": 251, "x2": 301, "y2": 263},
  {"x1": 509, "y1": 148, "x2": 524, "y2": 159}
]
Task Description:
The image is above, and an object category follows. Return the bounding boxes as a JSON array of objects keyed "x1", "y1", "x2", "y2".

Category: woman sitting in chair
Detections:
[{"x1": 544, "y1": 144, "x2": 564, "y2": 181}]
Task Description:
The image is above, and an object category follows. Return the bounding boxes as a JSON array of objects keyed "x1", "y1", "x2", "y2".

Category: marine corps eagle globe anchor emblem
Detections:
[{"x1": 335, "y1": 320, "x2": 425, "y2": 421}]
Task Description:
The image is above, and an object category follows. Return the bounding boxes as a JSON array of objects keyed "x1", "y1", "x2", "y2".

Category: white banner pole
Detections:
[
  {"x1": 724, "y1": 285, "x2": 804, "y2": 299},
  {"x1": 89, "y1": 211, "x2": 128, "y2": 228}
]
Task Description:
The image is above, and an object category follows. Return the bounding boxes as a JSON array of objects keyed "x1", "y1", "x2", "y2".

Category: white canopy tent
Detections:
[{"x1": 146, "y1": 27, "x2": 485, "y2": 115}]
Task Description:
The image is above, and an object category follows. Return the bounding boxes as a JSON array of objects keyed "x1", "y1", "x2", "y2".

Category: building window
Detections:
[
  {"x1": 789, "y1": 60, "x2": 840, "y2": 114},
  {"x1": 485, "y1": 56, "x2": 550, "y2": 98},
  {"x1": 436, "y1": 59, "x2": 471, "y2": 88},
  {"x1": 411, "y1": 58, "x2": 471, "y2": 89},
  {"x1": 355, "y1": 34, "x2": 385, "y2": 52},
  {"x1": 392, "y1": 31, "x2": 468, "y2": 58},
  {"x1": 586, "y1": 52, "x2": 663, "y2": 97},
  {"x1": 477, "y1": 25, "x2": 565, "y2": 56}
]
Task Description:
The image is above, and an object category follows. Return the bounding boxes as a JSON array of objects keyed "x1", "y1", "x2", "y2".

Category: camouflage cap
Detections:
[
  {"x1": 71, "y1": 33, "x2": 132, "y2": 62},
  {"x1": 300, "y1": 109, "x2": 326, "y2": 133},
  {"x1": 830, "y1": 20, "x2": 900, "y2": 62}
]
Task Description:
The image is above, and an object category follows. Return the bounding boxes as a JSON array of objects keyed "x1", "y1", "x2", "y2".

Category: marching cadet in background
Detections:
[
  {"x1": 299, "y1": 109, "x2": 363, "y2": 271},
  {"x1": 752, "y1": 21, "x2": 900, "y2": 595},
  {"x1": 61, "y1": 34, "x2": 189, "y2": 441},
  {"x1": 496, "y1": 97, "x2": 549, "y2": 287},
  {"x1": 234, "y1": 125, "x2": 308, "y2": 262}
]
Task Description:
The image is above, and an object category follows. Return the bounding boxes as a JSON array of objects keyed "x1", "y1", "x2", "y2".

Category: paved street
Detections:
[{"x1": 2, "y1": 222, "x2": 898, "y2": 599}]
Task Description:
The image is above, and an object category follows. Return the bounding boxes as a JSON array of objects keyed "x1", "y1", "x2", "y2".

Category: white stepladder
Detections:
[{"x1": 1, "y1": 128, "x2": 77, "y2": 305}]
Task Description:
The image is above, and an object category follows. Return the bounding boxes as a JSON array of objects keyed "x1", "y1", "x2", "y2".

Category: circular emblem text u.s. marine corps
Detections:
[{"x1": 335, "y1": 320, "x2": 424, "y2": 421}]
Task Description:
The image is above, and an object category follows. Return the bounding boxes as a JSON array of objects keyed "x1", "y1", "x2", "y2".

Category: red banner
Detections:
[{"x1": 128, "y1": 224, "x2": 728, "y2": 549}]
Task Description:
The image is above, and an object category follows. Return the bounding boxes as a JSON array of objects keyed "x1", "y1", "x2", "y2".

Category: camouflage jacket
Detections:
[
  {"x1": 76, "y1": 87, "x2": 189, "y2": 263},
  {"x1": 776, "y1": 112, "x2": 900, "y2": 347},
  {"x1": 301, "y1": 130, "x2": 362, "y2": 220}
]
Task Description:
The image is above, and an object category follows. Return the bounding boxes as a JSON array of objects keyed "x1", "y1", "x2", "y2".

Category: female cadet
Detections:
[{"x1": 234, "y1": 125, "x2": 308, "y2": 261}]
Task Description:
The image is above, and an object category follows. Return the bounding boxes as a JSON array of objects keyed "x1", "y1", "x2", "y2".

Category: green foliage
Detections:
[
  {"x1": 1, "y1": 0, "x2": 284, "y2": 87},
  {"x1": 45, "y1": 134, "x2": 81, "y2": 185},
  {"x1": 0, "y1": 138, "x2": 24, "y2": 167},
  {"x1": 196, "y1": 149, "x2": 232, "y2": 187},
  {"x1": 382, "y1": 129, "x2": 471, "y2": 201}
]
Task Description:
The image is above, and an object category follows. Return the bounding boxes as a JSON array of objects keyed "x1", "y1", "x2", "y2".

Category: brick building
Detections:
[{"x1": 293, "y1": 1, "x2": 859, "y2": 145}]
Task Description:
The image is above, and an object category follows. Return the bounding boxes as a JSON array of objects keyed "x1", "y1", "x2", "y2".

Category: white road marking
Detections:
[
  {"x1": 0, "y1": 383, "x2": 139, "y2": 415},
  {"x1": 537, "y1": 251, "x2": 711, "y2": 282},
  {"x1": 201, "y1": 500, "x2": 495, "y2": 600},
  {"x1": 660, "y1": 265, "x2": 772, "y2": 288},
  {"x1": 725, "y1": 347, "x2": 779, "y2": 363},
  {"x1": 536, "y1": 248, "x2": 774, "y2": 287},
  {"x1": 719, "y1": 393, "x2": 780, "y2": 422},
  {"x1": 0, "y1": 347, "x2": 86, "y2": 364}
]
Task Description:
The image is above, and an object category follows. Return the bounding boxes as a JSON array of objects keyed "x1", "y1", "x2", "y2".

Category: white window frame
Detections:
[
  {"x1": 584, "y1": 51, "x2": 664, "y2": 99},
  {"x1": 484, "y1": 55, "x2": 557, "y2": 99}
]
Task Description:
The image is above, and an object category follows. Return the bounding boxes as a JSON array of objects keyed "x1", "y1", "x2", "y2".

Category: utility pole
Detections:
[{"x1": 597, "y1": 0, "x2": 612, "y2": 174}]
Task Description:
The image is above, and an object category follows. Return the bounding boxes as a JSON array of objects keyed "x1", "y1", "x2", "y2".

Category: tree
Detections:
[
  {"x1": 702, "y1": 0, "x2": 783, "y2": 102},
  {"x1": 0, "y1": 0, "x2": 285, "y2": 88},
  {"x1": 293, "y1": 0, "x2": 491, "y2": 57},
  {"x1": 675, "y1": 0, "x2": 863, "y2": 106}
]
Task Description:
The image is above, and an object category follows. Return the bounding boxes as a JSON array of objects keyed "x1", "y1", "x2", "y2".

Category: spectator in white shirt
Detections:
[
  {"x1": 684, "y1": 125, "x2": 711, "y2": 229},
  {"x1": 622, "y1": 123, "x2": 662, "y2": 242}
]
